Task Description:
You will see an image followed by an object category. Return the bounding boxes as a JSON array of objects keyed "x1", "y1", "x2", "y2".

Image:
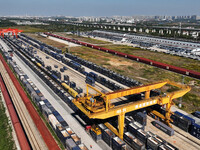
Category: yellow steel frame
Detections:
[{"x1": 73, "y1": 80, "x2": 190, "y2": 139}]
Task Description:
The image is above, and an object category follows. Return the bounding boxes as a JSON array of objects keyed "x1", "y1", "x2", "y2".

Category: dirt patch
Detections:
[{"x1": 107, "y1": 58, "x2": 132, "y2": 67}]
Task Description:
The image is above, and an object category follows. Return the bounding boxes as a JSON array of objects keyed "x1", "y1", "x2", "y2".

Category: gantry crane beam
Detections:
[
  {"x1": 105, "y1": 80, "x2": 168, "y2": 101},
  {"x1": 0, "y1": 28, "x2": 23, "y2": 38},
  {"x1": 73, "y1": 79, "x2": 191, "y2": 139}
]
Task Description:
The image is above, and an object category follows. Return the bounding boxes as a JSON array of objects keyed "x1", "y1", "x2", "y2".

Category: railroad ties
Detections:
[{"x1": 0, "y1": 60, "x2": 48, "y2": 150}]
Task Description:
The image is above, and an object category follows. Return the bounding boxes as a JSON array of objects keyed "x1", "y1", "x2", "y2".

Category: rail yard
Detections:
[{"x1": 0, "y1": 28, "x2": 200, "y2": 150}]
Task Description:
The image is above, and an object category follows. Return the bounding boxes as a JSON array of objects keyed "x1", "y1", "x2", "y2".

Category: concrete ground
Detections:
[
  {"x1": 145, "y1": 116, "x2": 200, "y2": 150},
  {"x1": 48, "y1": 36, "x2": 80, "y2": 47}
]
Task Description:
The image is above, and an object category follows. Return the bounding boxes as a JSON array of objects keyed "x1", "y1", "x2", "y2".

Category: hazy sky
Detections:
[{"x1": 1, "y1": 0, "x2": 200, "y2": 16}]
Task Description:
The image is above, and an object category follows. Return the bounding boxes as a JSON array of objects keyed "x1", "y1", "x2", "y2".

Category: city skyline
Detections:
[{"x1": 0, "y1": 0, "x2": 200, "y2": 16}]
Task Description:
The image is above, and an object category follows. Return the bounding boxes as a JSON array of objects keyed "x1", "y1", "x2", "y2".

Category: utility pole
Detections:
[
  {"x1": 179, "y1": 75, "x2": 185, "y2": 108},
  {"x1": 179, "y1": 22, "x2": 182, "y2": 36}
]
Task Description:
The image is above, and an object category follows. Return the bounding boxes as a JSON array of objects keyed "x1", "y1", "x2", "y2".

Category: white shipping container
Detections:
[
  {"x1": 61, "y1": 130, "x2": 70, "y2": 138},
  {"x1": 48, "y1": 114, "x2": 60, "y2": 129},
  {"x1": 39, "y1": 101, "x2": 45, "y2": 106}
]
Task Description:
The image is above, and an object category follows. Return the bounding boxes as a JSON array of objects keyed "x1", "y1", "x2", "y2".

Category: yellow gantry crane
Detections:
[{"x1": 73, "y1": 80, "x2": 190, "y2": 140}]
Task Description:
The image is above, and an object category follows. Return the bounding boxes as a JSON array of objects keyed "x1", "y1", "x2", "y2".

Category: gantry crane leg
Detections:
[
  {"x1": 165, "y1": 97, "x2": 173, "y2": 128},
  {"x1": 145, "y1": 90, "x2": 150, "y2": 99},
  {"x1": 118, "y1": 113, "x2": 125, "y2": 140}
]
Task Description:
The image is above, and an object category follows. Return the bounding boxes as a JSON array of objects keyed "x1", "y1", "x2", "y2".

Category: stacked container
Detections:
[
  {"x1": 124, "y1": 132, "x2": 145, "y2": 150},
  {"x1": 147, "y1": 136, "x2": 162, "y2": 150},
  {"x1": 102, "y1": 128, "x2": 115, "y2": 146},
  {"x1": 152, "y1": 120, "x2": 174, "y2": 136},
  {"x1": 112, "y1": 137, "x2": 126, "y2": 150},
  {"x1": 134, "y1": 112, "x2": 147, "y2": 126}
]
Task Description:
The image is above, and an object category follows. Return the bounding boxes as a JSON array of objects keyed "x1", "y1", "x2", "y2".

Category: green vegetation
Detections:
[
  {"x1": 0, "y1": 19, "x2": 92, "y2": 33},
  {"x1": 182, "y1": 93, "x2": 200, "y2": 113},
  {"x1": 97, "y1": 44, "x2": 200, "y2": 72},
  {"x1": 0, "y1": 19, "x2": 16, "y2": 27},
  {"x1": 0, "y1": 94, "x2": 16, "y2": 150},
  {"x1": 0, "y1": 25, "x2": 48, "y2": 33}
]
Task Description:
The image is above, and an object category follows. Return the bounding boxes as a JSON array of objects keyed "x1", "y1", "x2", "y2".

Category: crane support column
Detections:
[
  {"x1": 145, "y1": 90, "x2": 150, "y2": 99},
  {"x1": 165, "y1": 95, "x2": 174, "y2": 127},
  {"x1": 106, "y1": 97, "x2": 109, "y2": 112},
  {"x1": 86, "y1": 85, "x2": 89, "y2": 97},
  {"x1": 118, "y1": 113, "x2": 125, "y2": 140}
]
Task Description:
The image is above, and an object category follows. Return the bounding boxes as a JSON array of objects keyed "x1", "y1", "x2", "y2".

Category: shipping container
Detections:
[
  {"x1": 136, "y1": 129, "x2": 149, "y2": 144},
  {"x1": 65, "y1": 138, "x2": 80, "y2": 150},
  {"x1": 78, "y1": 144, "x2": 88, "y2": 150},
  {"x1": 190, "y1": 123, "x2": 200, "y2": 139},
  {"x1": 147, "y1": 136, "x2": 162, "y2": 150},
  {"x1": 125, "y1": 116, "x2": 134, "y2": 125},
  {"x1": 152, "y1": 120, "x2": 174, "y2": 136},
  {"x1": 112, "y1": 137, "x2": 126, "y2": 150},
  {"x1": 193, "y1": 111, "x2": 200, "y2": 119},
  {"x1": 134, "y1": 112, "x2": 147, "y2": 126},
  {"x1": 124, "y1": 132, "x2": 145, "y2": 150},
  {"x1": 90, "y1": 129, "x2": 101, "y2": 142},
  {"x1": 64, "y1": 75, "x2": 69, "y2": 81},
  {"x1": 98, "y1": 123, "x2": 107, "y2": 131},
  {"x1": 85, "y1": 76, "x2": 95, "y2": 86},
  {"x1": 102, "y1": 128, "x2": 115, "y2": 146},
  {"x1": 128, "y1": 123, "x2": 139, "y2": 136},
  {"x1": 39, "y1": 101, "x2": 45, "y2": 112},
  {"x1": 70, "y1": 81, "x2": 76, "y2": 89},
  {"x1": 66, "y1": 127, "x2": 75, "y2": 136},
  {"x1": 48, "y1": 114, "x2": 60, "y2": 130},
  {"x1": 158, "y1": 142, "x2": 179, "y2": 150},
  {"x1": 153, "y1": 135, "x2": 166, "y2": 144},
  {"x1": 71, "y1": 133, "x2": 81, "y2": 145}
]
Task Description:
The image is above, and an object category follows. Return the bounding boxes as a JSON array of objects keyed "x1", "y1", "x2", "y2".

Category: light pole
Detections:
[{"x1": 179, "y1": 75, "x2": 185, "y2": 108}]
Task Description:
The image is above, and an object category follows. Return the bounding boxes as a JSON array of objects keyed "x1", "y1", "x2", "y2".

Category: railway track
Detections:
[
  {"x1": 17, "y1": 37, "x2": 125, "y2": 103},
  {"x1": 147, "y1": 116, "x2": 200, "y2": 149},
  {"x1": 31, "y1": 44, "x2": 126, "y2": 104},
  {"x1": 0, "y1": 60, "x2": 47, "y2": 150},
  {"x1": 0, "y1": 74, "x2": 30, "y2": 150}
]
